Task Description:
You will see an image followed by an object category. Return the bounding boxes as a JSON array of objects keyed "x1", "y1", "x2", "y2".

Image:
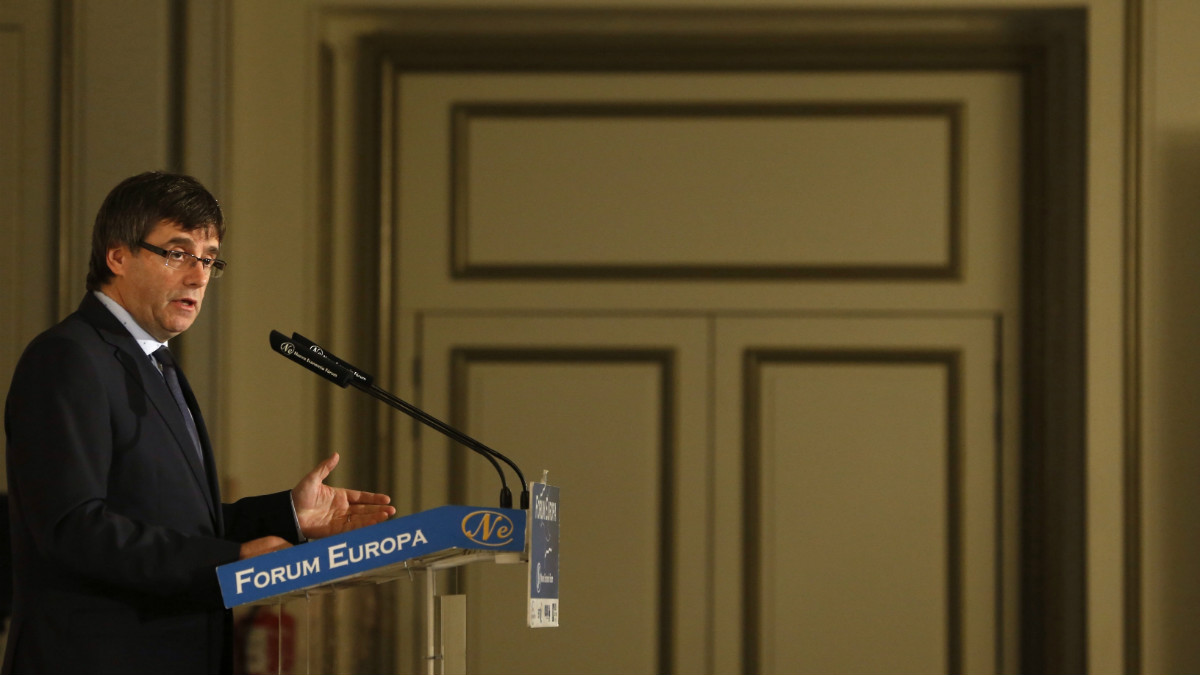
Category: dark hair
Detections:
[{"x1": 85, "y1": 171, "x2": 225, "y2": 291}]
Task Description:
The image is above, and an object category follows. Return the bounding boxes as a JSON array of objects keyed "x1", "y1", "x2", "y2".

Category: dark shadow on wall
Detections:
[{"x1": 1145, "y1": 132, "x2": 1200, "y2": 673}]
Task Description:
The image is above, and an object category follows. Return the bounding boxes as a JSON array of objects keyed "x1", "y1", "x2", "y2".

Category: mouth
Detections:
[{"x1": 172, "y1": 298, "x2": 200, "y2": 311}]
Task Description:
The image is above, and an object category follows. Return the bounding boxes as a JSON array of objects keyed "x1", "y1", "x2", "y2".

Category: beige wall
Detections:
[
  {"x1": 1142, "y1": 1, "x2": 1200, "y2": 673},
  {"x1": 0, "y1": 0, "x2": 58, "y2": 487},
  {"x1": 5, "y1": 0, "x2": 1200, "y2": 672}
]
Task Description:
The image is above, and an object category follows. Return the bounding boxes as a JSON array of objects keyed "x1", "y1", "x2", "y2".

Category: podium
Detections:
[
  {"x1": 256, "y1": 333, "x2": 559, "y2": 671},
  {"x1": 217, "y1": 505, "x2": 529, "y2": 674}
]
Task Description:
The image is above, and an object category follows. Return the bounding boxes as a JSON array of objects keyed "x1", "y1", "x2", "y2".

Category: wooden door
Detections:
[{"x1": 413, "y1": 314, "x2": 1004, "y2": 675}]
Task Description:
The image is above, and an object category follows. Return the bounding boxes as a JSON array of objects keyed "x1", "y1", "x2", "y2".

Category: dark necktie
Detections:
[{"x1": 153, "y1": 346, "x2": 204, "y2": 465}]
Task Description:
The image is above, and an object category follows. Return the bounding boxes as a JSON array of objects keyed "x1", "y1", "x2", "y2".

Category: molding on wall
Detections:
[
  {"x1": 0, "y1": 24, "x2": 23, "y2": 407},
  {"x1": 449, "y1": 101, "x2": 963, "y2": 281},
  {"x1": 1014, "y1": 12, "x2": 1089, "y2": 675},
  {"x1": 1122, "y1": 0, "x2": 1145, "y2": 672},
  {"x1": 55, "y1": 0, "x2": 77, "y2": 318}
]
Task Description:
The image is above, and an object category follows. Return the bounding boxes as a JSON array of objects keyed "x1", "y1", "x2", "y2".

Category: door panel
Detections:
[
  {"x1": 458, "y1": 103, "x2": 956, "y2": 273},
  {"x1": 714, "y1": 317, "x2": 1001, "y2": 675},
  {"x1": 755, "y1": 356, "x2": 952, "y2": 674},
  {"x1": 394, "y1": 70, "x2": 1021, "y2": 310},
  {"x1": 418, "y1": 315, "x2": 711, "y2": 675}
]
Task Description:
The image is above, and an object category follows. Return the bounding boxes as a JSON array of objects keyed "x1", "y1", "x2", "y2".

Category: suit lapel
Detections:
[{"x1": 78, "y1": 295, "x2": 219, "y2": 523}]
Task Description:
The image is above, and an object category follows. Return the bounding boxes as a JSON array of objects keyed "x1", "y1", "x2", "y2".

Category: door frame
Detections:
[{"x1": 331, "y1": 8, "x2": 1092, "y2": 674}]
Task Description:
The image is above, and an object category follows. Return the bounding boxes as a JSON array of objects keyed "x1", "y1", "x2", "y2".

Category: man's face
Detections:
[{"x1": 104, "y1": 220, "x2": 220, "y2": 341}]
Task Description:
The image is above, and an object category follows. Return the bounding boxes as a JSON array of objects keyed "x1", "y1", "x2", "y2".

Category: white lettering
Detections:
[
  {"x1": 236, "y1": 568, "x2": 254, "y2": 594},
  {"x1": 535, "y1": 496, "x2": 557, "y2": 522},
  {"x1": 232, "y1": 555, "x2": 324, "y2": 597},
  {"x1": 329, "y1": 543, "x2": 348, "y2": 568},
  {"x1": 321, "y1": 531, "x2": 430, "y2": 572}
]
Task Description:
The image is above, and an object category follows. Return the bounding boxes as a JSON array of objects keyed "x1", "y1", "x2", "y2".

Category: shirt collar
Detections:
[{"x1": 93, "y1": 290, "x2": 168, "y2": 357}]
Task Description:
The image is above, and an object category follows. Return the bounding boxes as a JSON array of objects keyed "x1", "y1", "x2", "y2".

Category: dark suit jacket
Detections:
[{"x1": 3, "y1": 294, "x2": 301, "y2": 674}]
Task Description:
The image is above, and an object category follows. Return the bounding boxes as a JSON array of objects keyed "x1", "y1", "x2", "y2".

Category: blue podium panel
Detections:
[
  {"x1": 528, "y1": 482, "x2": 560, "y2": 627},
  {"x1": 217, "y1": 505, "x2": 527, "y2": 608}
]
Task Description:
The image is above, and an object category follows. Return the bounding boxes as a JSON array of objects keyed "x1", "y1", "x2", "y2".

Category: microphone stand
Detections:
[
  {"x1": 274, "y1": 330, "x2": 529, "y2": 510},
  {"x1": 352, "y1": 379, "x2": 529, "y2": 510}
]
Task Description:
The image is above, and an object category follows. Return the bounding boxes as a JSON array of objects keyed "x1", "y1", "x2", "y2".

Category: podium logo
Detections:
[
  {"x1": 279, "y1": 341, "x2": 296, "y2": 356},
  {"x1": 462, "y1": 510, "x2": 515, "y2": 547}
]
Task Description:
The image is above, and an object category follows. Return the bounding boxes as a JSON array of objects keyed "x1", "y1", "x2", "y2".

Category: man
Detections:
[{"x1": 3, "y1": 171, "x2": 395, "y2": 674}]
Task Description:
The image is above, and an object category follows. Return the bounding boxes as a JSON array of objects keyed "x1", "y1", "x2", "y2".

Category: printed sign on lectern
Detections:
[
  {"x1": 528, "y1": 481, "x2": 559, "y2": 627},
  {"x1": 216, "y1": 505, "x2": 526, "y2": 608}
]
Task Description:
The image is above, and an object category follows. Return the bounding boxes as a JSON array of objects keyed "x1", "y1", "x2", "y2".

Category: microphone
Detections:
[
  {"x1": 269, "y1": 331, "x2": 354, "y2": 387},
  {"x1": 289, "y1": 332, "x2": 371, "y2": 387},
  {"x1": 271, "y1": 330, "x2": 529, "y2": 510}
]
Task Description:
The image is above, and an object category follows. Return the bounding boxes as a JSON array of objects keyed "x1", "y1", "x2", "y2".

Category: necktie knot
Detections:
[{"x1": 154, "y1": 346, "x2": 177, "y2": 371}]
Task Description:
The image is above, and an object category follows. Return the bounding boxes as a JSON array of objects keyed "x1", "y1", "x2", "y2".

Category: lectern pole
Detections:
[
  {"x1": 426, "y1": 570, "x2": 437, "y2": 675},
  {"x1": 425, "y1": 563, "x2": 474, "y2": 675}
]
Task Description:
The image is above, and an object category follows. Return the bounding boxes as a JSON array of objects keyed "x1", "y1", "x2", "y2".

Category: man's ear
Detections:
[{"x1": 105, "y1": 244, "x2": 130, "y2": 278}]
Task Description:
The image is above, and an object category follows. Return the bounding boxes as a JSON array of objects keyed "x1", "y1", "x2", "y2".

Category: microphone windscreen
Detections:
[
  {"x1": 269, "y1": 330, "x2": 354, "y2": 388},
  {"x1": 291, "y1": 332, "x2": 373, "y2": 386}
]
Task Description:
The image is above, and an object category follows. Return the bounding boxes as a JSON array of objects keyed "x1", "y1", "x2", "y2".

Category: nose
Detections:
[{"x1": 182, "y1": 258, "x2": 210, "y2": 287}]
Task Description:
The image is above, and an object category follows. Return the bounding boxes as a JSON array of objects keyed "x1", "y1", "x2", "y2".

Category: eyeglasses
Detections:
[{"x1": 138, "y1": 241, "x2": 227, "y2": 278}]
